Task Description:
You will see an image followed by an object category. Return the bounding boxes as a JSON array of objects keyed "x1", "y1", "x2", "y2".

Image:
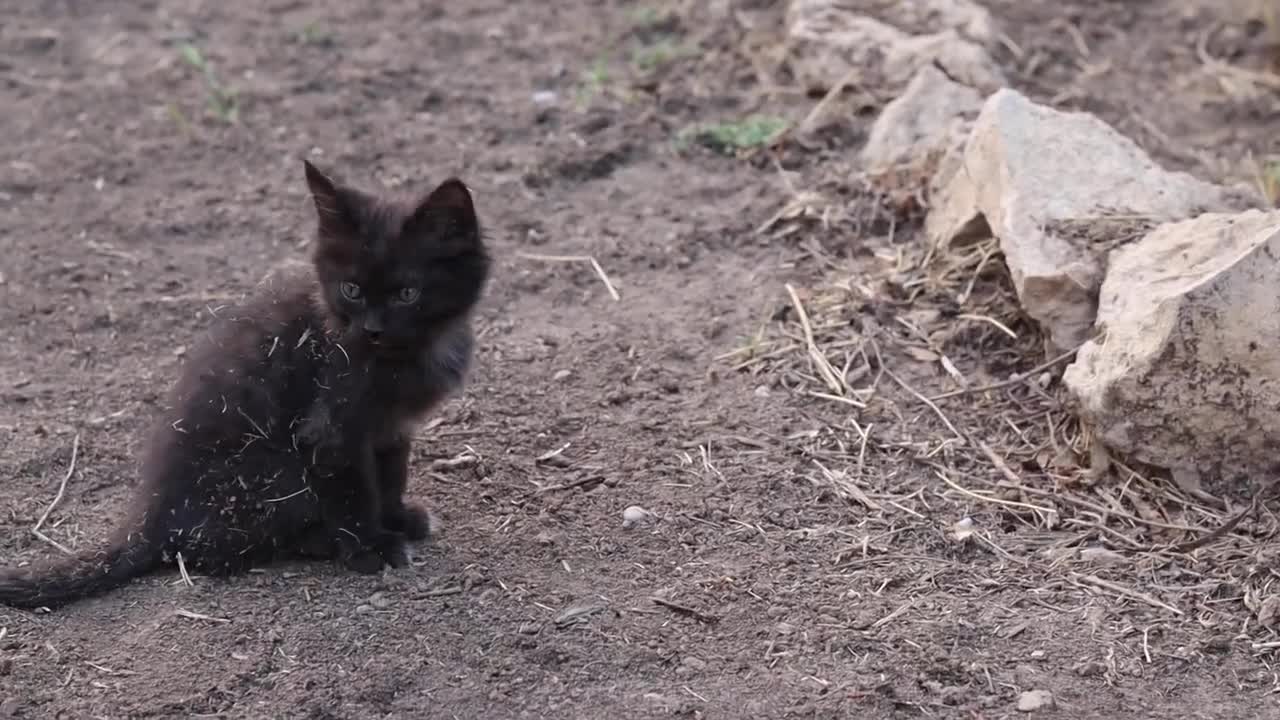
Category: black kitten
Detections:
[{"x1": 0, "y1": 160, "x2": 489, "y2": 608}]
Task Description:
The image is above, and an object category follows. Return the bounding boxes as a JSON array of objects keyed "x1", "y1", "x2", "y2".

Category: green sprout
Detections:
[
  {"x1": 678, "y1": 116, "x2": 789, "y2": 155},
  {"x1": 178, "y1": 43, "x2": 239, "y2": 124}
]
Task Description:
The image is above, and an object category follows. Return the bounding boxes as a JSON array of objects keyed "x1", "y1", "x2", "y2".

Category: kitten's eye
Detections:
[
  {"x1": 340, "y1": 282, "x2": 363, "y2": 301},
  {"x1": 396, "y1": 287, "x2": 421, "y2": 304}
]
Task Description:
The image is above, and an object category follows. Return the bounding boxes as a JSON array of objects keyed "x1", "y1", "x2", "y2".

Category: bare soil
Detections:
[{"x1": 2, "y1": 1, "x2": 1279, "y2": 718}]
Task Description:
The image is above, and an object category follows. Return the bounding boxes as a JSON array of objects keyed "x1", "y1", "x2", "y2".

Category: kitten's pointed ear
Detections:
[
  {"x1": 404, "y1": 178, "x2": 481, "y2": 250},
  {"x1": 303, "y1": 159, "x2": 354, "y2": 238}
]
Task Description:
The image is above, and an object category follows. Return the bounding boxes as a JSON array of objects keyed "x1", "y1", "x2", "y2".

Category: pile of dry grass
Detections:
[{"x1": 722, "y1": 166, "x2": 1280, "y2": 637}]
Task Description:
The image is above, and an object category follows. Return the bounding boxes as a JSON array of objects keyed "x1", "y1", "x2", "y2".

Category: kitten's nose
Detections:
[{"x1": 362, "y1": 314, "x2": 384, "y2": 338}]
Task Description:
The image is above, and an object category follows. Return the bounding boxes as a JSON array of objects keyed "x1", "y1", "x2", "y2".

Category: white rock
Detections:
[
  {"x1": 1063, "y1": 210, "x2": 1280, "y2": 485},
  {"x1": 928, "y1": 89, "x2": 1235, "y2": 351},
  {"x1": 862, "y1": 64, "x2": 982, "y2": 171},
  {"x1": 622, "y1": 505, "x2": 652, "y2": 528},
  {"x1": 1016, "y1": 690, "x2": 1055, "y2": 712},
  {"x1": 785, "y1": 0, "x2": 1003, "y2": 94}
]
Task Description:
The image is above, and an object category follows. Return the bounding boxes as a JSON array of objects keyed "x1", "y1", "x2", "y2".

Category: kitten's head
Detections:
[{"x1": 303, "y1": 160, "x2": 489, "y2": 353}]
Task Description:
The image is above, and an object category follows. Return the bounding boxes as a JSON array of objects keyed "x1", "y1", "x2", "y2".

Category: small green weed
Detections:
[
  {"x1": 677, "y1": 116, "x2": 789, "y2": 155},
  {"x1": 295, "y1": 22, "x2": 335, "y2": 47},
  {"x1": 631, "y1": 37, "x2": 687, "y2": 72},
  {"x1": 574, "y1": 55, "x2": 612, "y2": 106},
  {"x1": 178, "y1": 43, "x2": 239, "y2": 124}
]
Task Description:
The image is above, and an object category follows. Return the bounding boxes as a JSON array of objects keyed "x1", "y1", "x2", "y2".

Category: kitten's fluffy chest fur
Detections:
[{"x1": 316, "y1": 312, "x2": 474, "y2": 442}]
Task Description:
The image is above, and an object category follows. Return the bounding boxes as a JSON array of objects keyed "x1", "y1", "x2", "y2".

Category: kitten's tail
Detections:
[{"x1": 0, "y1": 532, "x2": 161, "y2": 609}]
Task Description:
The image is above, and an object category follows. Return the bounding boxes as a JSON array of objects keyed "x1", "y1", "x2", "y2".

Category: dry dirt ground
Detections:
[{"x1": 2, "y1": 1, "x2": 1280, "y2": 718}]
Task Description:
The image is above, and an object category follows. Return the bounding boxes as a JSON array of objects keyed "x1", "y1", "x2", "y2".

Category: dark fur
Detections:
[{"x1": 0, "y1": 160, "x2": 489, "y2": 608}]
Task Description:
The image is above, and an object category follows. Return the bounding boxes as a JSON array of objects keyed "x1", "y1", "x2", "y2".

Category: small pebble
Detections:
[
  {"x1": 681, "y1": 656, "x2": 707, "y2": 671},
  {"x1": 553, "y1": 369, "x2": 572, "y2": 381},
  {"x1": 355, "y1": 604, "x2": 373, "y2": 614},
  {"x1": 1016, "y1": 690, "x2": 1055, "y2": 712},
  {"x1": 532, "y1": 90, "x2": 558, "y2": 106},
  {"x1": 622, "y1": 505, "x2": 650, "y2": 528},
  {"x1": 368, "y1": 592, "x2": 391, "y2": 609}
]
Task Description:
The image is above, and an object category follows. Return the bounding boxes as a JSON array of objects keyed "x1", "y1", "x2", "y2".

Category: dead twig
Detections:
[
  {"x1": 1070, "y1": 572, "x2": 1183, "y2": 616},
  {"x1": 887, "y1": 369, "x2": 965, "y2": 442},
  {"x1": 1165, "y1": 488, "x2": 1271, "y2": 554},
  {"x1": 786, "y1": 283, "x2": 844, "y2": 395},
  {"x1": 175, "y1": 551, "x2": 195, "y2": 587},
  {"x1": 517, "y1": 252, "x2": 621, "y2": 301},
  {"x1": 33, "y1": 433, "x2": 80, "y2": 555},
  {"x1": 429, "y1": 453, "x2": 480, "y2": 472},
  {"x1": 535, "y1": 475, "x2": 605, "y2": 494},
  {"x1": 929, "y1": 345, "x2": 1080, "y2": 401},
  {"x1": 175, "y1": 608, "x2": 231, "y2": 624},
  {"x1": 417, "y1": 585, "x2": 463, "y2": 598},
  {"x1": 934, "y1": 469, "x2": 1058, "y2": 527},
  {"x1": 650, "y1": 596, "x2": 719, "y2": 624}
]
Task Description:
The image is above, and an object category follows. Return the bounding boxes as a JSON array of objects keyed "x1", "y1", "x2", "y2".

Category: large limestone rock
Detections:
[
  {"x1": 1063, "y1": 211, "x2": 1280, "y2": 485},
  {"x1": 927, "y1": 89, "x2": 1235, "y2": 351},
  {"x1": 785, "y1": 0, "x2": 1004, "y2": 94},
  {"x1": 861, "y1": 64, "x2": 983, "y2": 170}
]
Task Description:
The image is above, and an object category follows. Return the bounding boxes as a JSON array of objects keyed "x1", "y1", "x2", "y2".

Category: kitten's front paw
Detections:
[
  {"x1": 343, "y1": 548, "x2": 385, "y2": 575},
  {"x1": 336, "y1": 532, "x2": 391, "y2": 574},
  {"x1": 373, "y1": 531, "x2": 410, "y2": 569},
  {"x1": 295, "y1": 525, "x2": 335, "y2": 559}
]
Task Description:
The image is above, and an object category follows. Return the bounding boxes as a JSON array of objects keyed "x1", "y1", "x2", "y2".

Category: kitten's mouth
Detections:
[{"x1": 367, "y1": 337, "x2": 410, "y2": 356}]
